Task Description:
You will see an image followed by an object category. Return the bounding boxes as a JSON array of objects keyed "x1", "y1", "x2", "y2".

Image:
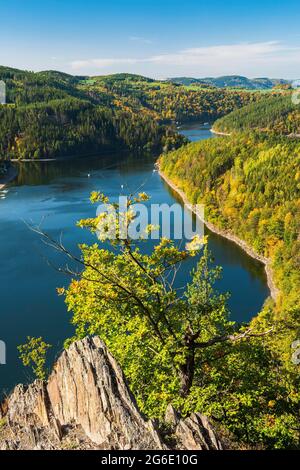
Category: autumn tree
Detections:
[{"x1": 39, "y1": 191, "x2": 270, "y2": 415}]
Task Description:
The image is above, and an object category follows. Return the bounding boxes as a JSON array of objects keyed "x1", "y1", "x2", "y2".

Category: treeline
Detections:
[
  {"x1": 214, "y1": 93, "x2": 300, "y2": 135},
  {"x1": 0, "y1": 67, "x2": 186, "y2": 160},
  {"x1": 0, "y1": 97, "x2": 183, "y2": 159},
  {"x1": 87, "y1": 73, "x2": 265, "y2": 122},
  {"x1": 146, "y1": 86, "x2": 260, "y2": 122},
  {"x1": 0, "y1": 65, "x2": 267, "y2": 160}
]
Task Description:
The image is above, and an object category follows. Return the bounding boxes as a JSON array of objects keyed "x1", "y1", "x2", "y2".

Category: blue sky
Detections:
[{"x1": 1, "y1": 0, "x2": 300, "y2": 78}]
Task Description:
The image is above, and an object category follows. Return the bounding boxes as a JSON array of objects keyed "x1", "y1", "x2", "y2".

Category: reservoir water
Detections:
[{"x1": 0, "y1": 124, "x2": 269, "y2": 395}]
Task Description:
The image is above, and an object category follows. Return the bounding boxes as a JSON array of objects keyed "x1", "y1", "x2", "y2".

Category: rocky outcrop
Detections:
[
  {"x1": 165, "y1": 405, "x2": 222, "y2": 450},
  {"x1": 0, "y1": 336, "x2": 223, "y2": 450}
]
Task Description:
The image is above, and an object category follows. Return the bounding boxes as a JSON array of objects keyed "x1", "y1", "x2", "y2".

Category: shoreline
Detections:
[
  {"x1": 9, "y1": 147, "x2": 132, "y2": 163},
  {"x1": 210, "y1": 128, "x2": 232, "y2": 136},
  {"x1": 0, "y1": 165, "x2": 18, "y2": 190},
  {"x1": 10, "y1": 158, "x2": 58, "y2": 162},
  {"x1": 157, "y1": 165, "x2": 279, "y2": 301},
  {"x1": 211, "y1": 128, "x2": 300, "y2": 140}
]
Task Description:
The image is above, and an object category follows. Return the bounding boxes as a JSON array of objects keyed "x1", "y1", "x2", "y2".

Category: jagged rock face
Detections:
[
  {"x1": 173, "y1": 411, "x2": 223, "y2": 450},
  {"x1": 0, "y1": 336, "x2": 222, "y2": 450},
  {"x1": 46, "y1": 337, "x2": 164, "y2": 449}
]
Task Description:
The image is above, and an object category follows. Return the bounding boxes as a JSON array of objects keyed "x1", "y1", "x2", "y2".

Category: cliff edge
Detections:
[{"x1": 0, "y1": 336, "x2": 223, "y2": 450}]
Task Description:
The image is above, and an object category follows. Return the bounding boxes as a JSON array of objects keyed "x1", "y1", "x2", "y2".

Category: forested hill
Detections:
[
  {"x1": 169, "y1": 75, "x2": 291, "y2": 90},
  {"x1": 159, "y1": 131, "x2": 300, "y2": 446},
  {"x1": 213, "y1": 93, "x2": 300, "y2": 135},
  {"x1": 160, "y1": 132, "x2": 300, "y2": 308},
  {"x1": 0, "y1": 66, "x2": 265, "y2": 160}
]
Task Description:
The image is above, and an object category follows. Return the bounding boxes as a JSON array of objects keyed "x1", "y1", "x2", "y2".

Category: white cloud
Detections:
[
  {"x1": 70, "y1": 41, "x2": 300, "y2": 77},
  {"x1": 148, "y1": 41, "x2": 285, "y2": 64}
]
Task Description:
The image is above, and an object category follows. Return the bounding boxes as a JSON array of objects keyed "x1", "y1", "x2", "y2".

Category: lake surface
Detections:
[{"x1": 0, "y1": 124, "x2": 269, "y2": 395}]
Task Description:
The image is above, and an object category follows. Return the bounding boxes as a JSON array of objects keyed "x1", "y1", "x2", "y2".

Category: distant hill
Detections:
[
  {"x1": 0, "y1": 65, "x2": 281, "y2": 161},
  {"x1": 213, "y1": 93, "x2": 300, "y2": 135},
  {"x1": 168, "y1": 75, "x2": 291, "y2": 90},
  {"x1": 92, "y1": 73, "x2": 155, "y2": 83}
]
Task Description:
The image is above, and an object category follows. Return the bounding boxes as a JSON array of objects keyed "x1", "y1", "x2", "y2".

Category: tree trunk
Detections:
[{"x1": 178, "y1": 350, "x2": 195, "y2": 398}]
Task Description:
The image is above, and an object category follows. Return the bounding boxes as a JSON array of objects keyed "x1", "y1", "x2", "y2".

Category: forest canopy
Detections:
[
  {"x1": 159, "y1": 130, "x2": 300, "y2": 447},
  {"x1": 0, "y1": 66, "x2": 271, "y2": 160},
  {"x1": 214, "y1": 93, "x2": 300, "y2": 135}
]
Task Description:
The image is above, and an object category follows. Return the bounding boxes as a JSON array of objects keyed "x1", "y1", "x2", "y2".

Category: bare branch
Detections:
[{"x1": 194, "y1": 327, "x2": 275, "y2": 349}]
